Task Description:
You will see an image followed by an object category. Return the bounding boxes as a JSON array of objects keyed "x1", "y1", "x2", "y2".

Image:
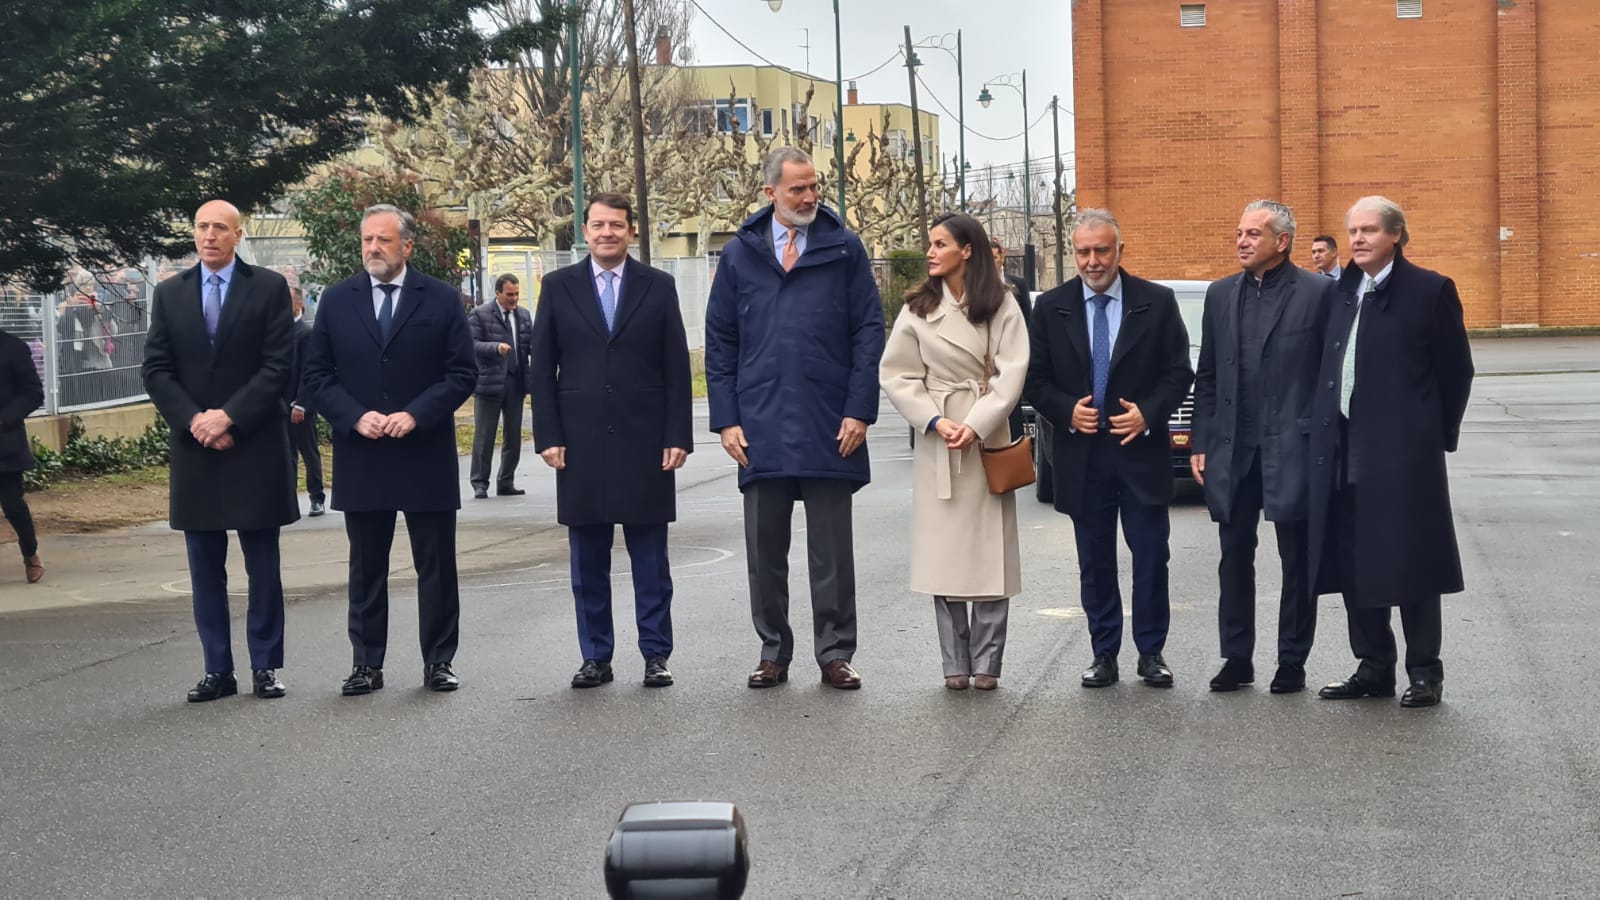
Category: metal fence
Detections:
[{"x1": 4, "y1": 264, "x2": 158, "y2": 417}]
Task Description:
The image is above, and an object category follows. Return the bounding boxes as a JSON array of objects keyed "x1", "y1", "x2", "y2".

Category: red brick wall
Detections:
[{"x1": 1071, "y1": 0, "x2": 1600, "y2": 327}]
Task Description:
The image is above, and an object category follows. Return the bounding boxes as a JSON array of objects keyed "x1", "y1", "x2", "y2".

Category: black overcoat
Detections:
[
  {"x1": 303, "y1": 268, "x2": 477, "y2": 513},
  {"x1": 141, "y1": 261, "x2": 299, "y2": 532},
  {"x1": 0, "y1": 330, "x2": 44, "y2": 473},
  {"x1": 1023, "y1": 271, "x2": 1195, "y2": 518},
  {"x1": 1306, "y1": 251, "x2": 1474, "y2": 606},
  {"x1": 529, "y1": 257, "x2": 693, "y2": 526},
  {"x1": 1192, "y1": 263, "x2": 1334, "y2": 523},
  {"x1": 288, "y1": 317, "x2": 317, "y2": 417}
]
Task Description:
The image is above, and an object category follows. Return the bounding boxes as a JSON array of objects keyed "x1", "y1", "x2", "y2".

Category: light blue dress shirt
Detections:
[
  {"x1": 1082, "y1": 274, "x2": 1124, "y2": 354},
  {"x1": 771, "y1": 216, "x2": 809, "y2": 267},
  {"x1": 200, "y1": 257, "x2": 238, "y2": 309}
]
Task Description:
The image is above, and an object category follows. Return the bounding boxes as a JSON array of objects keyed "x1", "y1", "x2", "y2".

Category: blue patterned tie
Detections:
[
  {"x1": 1091, "y1": 293, "x2": 1112, "y2": 425},
  {"x1": 599, "y1": 271, "x2": 617, "y2": 332},
  {"x1": 377, "y1": 284, "x2": 396, "y2": 340},
  {"x1": 203, "y1": 274, "x2": 223, "y2": 343}
]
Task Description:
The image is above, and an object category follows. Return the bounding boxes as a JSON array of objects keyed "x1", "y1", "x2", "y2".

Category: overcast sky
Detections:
[{"x1": 682, "y1": 0, "x2": 1076, "y2": 191}]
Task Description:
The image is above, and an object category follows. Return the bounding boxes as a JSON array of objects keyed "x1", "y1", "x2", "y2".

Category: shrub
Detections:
[
  {"x1": 23, "y1": 416, "x2": 172, "y2": 492},
  {"x1": 882, "y1": 249, "x2": 926, "y2": 326}
]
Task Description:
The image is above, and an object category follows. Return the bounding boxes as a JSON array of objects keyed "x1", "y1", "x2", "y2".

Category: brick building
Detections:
[{"x1": 1072, "y1": 0, "x2": 1599, "y2": 328}]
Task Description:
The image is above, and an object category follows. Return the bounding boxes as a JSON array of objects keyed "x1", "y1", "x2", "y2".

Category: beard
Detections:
[{"x1": 775, "y1": 199, "x2": 818, "y2": 227}]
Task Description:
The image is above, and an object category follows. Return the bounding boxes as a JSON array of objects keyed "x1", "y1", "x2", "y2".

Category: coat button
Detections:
[
  {"x1": 606, "y1": 385, "x2": 613, "y2": 393},
  {"x1": 1224, "y1": 437, "x2": 1232, "y2": 444},
  {"x1": 382, "y1": 356, "x2": 389, "y2": 363},
  {"x1": 1323, "y1": 417, "x2": 1331, "y2": 426},
  {"x1": 1333, "y1": 342, "x2": 1342, "y2": 351},
  {"x1": 1226, "y1": 357, "x2": 1234, "y2": 365},
  {"x1": 1224, "y1": 398, "x2": 1232, "y2": 406},
  {"x1": 1317, "y1": 457, "x2": 1325, "y2": 465},
  {"x1": 608, "y1": 425, "x2": 615, "y2": 433},
  {"x1": 1327, "y1": 380, "x2": 1335, "y2": 389},
  {"x1": 382, "y1": 392, "x2": 389, "y2": 400}
]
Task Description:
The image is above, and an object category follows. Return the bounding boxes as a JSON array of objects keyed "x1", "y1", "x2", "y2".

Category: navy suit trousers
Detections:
[
  {"x1": 569, "y1": 523, "x2": 673, "y2": 662},
  {"x1": 184, "y1": 528, "x2": 284, "y2": 672},
  {"x1": 1069, "y1": 434, "x2": 1171, "y2": 657}
]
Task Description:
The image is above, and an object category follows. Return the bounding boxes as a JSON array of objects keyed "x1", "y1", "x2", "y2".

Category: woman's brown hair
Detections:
[{"x1": 903, "y1": 213, "x2": 1006, "y2": 325}]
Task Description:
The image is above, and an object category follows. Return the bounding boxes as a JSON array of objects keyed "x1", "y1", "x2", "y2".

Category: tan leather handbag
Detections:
[{"x1": 978, "y1": 328, "x2": 1035, "y2": 495}]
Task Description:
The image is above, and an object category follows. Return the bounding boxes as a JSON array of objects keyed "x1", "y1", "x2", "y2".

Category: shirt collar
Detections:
[
  {"x1": 1082, "y1": 274, "x2": 1124, "y2": 305},
  {"x1": 771, "y1": 215, "x2": 809, "y2": 245},
  {"x1": 591, "y1": 257, "x2": 625, "y2": 280},
  {"x1": 200, "y1": 257, "x2": 238, "y2": 286},
  {"x1": 369, "y1": 265, "x2": 408, "y2": 290},
  {"x1": 1362, "y1": 259, "x2": 1395, "y2": 291}
]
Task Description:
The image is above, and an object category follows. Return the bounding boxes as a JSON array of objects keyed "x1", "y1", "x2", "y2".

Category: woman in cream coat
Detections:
[{"x1": 881, "y1": 213, "x2": 1029, "y2": 690}]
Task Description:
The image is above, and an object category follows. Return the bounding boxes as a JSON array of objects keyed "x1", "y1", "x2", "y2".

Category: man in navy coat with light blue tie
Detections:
[
  {"x1": 142, "y1": 199, "x2": 299, "y2": 703},
  {"x1": 530, "y1": 192, "x2": 694, "y2": 689},
  {"x1": 303, "y1": 204, "x2": 477, "y2": 696}
]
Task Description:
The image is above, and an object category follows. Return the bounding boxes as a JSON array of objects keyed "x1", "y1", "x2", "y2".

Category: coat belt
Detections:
[{"x1": 925, "y1": 375, "x2": 984, "y2": 500}]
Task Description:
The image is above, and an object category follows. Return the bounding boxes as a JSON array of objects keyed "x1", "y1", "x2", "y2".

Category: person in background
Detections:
[
  {"x1": 286, "y1": 273, "x2": 325, "y2": 517},
  {"x1": 1, "y1": 324, "x2": 45, "y2": 583},
  {"x1": 467, "y1": 273, "x2": 533, "y2": 500}
]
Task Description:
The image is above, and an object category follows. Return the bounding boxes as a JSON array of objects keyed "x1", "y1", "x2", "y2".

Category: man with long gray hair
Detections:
[
  {"x1": 1192, "y1": 200, "x2": 1335, "y2": 694},
  {"x1": 705, "y1": 146, "x2": 886, "y2": 690},
  {"x1": 1307, "y1": 196, "x2": 1473, "y2": 709}
]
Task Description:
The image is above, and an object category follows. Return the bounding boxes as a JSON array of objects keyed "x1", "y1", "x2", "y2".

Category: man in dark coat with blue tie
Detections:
[
  {"x1": 1024, "y1": 208, "x2": 1194, "y2": 690},
  {"x1": 303, "y1": 204, "x2": 477, "y2": 696},
  {"x1": 142, "y1": 199, "x2": 299, "y2": 702},
  {"x1": 705, "y1": 147, "x2": 886, "y2": 691},
  {"x1": 467, "y1": 273, "x2": 533, "y2": 499},
  {"x1": 530, "y1": 192, "x2": 694, "y2": 689},
  {"x1": 1309, "y1": 196, "x2": 1473, "y2": 709}
]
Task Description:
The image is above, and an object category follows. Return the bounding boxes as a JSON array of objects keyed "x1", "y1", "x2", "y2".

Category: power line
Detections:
[
  {"x1": 914, "y1": 73, "x2": 1053, "y2": 143},
  {"x1": 685, "y1": 0, "x2": 786, "y2": 69}
]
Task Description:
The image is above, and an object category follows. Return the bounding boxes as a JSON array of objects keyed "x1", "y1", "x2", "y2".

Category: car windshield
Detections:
[{"x1": 1176, "y1": 293, "x2": 1205, "y2": 350}]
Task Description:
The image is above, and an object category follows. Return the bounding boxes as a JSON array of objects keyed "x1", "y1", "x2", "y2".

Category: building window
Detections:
[
  {"x1": 1397, "y1": 0, "x2": 1422, "y2": 18},
  {"x1": 683, "y1": 99, "x2": 753, "y2": 134},
  {"x1": 888, "y1": 129, "x2": 908, "y2": 160},
  {"x1": 1179, "y1": 4, "x2": 1205, "y2": 27},
  {"x1": 761, "y1": 109, "x2": 775, "y2": 136}
]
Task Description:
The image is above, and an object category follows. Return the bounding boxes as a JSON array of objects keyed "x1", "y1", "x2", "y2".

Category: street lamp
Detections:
[
  {"x1": 762, "y1": 0, "x2": 846, "y2": 220},
  {"x1": 911, "y1": 31, "x2": 965, "y2": 211},
  {"x1": 978, "y1": 70, "x2": 1031, "y2": 282}
]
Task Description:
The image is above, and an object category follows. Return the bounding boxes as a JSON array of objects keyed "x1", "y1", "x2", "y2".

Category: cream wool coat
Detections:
[{"x1": 880, "y1": 283, "x2": 1029, "y2": 600}]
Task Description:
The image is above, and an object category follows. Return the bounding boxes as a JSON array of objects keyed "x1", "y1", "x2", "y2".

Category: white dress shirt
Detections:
[{"x1": 369, "y1": 265, "x2": 408, "y2": 317}]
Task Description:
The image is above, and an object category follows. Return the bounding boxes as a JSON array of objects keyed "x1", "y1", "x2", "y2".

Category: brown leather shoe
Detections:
[
  {"x1": 747, "y1": 660, "x2": 787, "y2": 688},
  {"x1": 944, "y1": 675, "x2": 969, "y2": 691},
  {"x1": 820, "y1": 659, "x2": 862, "y2": 690},
  {"x1": 24, "y1": 555, "x2": 43, "y2": 584},
  {"x1": 973, "y1": 674, "x2": 999, "y2": 691}
]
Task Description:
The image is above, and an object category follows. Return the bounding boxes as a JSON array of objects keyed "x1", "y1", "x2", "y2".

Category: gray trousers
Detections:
[
  {"x1": 469, "y1": 388, "x2": 525, "y2": 490},
  {"x1": 935, "y1": 597, "x2": 1010, "y2": 677},
  {"x1": 744, "y1": 478, "x2": 857, "y2": 667}
]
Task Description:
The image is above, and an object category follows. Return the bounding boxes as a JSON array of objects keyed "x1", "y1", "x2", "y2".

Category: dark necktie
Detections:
[
  {"x1": 377, "y1": 284, "x2": 396, "y2": 340},
  {"x1": 1090, "y1": 293, "x2": 1112, "y2": 426}
]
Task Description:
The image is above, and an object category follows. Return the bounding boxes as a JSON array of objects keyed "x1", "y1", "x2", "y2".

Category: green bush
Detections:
[
  {"x1": 23, "y1": 416, "x2": 172, "y2": 492},
  {"x1": 883, "y1": 249, "x2": 926, "y2": 326}
]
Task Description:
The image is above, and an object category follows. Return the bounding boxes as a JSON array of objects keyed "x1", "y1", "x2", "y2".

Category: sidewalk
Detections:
[{"x1": 0, "y1": 400, "x2": 727, "y2": 616}]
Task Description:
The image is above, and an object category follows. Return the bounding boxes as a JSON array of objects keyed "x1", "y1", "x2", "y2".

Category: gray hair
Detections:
[
  {"x1": 1070, "y1": 208, "x2": 1122, "y2": 246},
  {"x1": 1347, "y1": 195, "x2": 1409, "y2": 247},
  {"x1": 361, "y1": 204, "x2": 417, "y2": 241},
  {"x1": 762, "y1": 146, "x2": 814, "y2": 188},
  {"x1": 1244, "y1": 199, "x2": 1296, "y2": 241}
]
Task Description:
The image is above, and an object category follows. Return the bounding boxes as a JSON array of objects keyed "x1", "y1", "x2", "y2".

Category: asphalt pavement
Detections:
[{"x1": 1, "y1": 336, "x2": 1596, "y2": 897}]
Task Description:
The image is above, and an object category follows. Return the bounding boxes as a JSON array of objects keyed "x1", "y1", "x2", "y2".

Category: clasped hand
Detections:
[
  {"x1": 189, "y1": 409, "x2": 233, "y2": 450},
  {"x1": 1071, "y1": 396, "x2": 1146, "y2": 445},
  {"x1": 355, "y1": 410, "x2": 417, "y2": 439},
  {"x1": 934, "y1": 417, "x2": 978, "y2": 450}
]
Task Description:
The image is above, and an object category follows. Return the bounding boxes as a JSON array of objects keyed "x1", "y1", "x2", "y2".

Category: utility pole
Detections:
[
  {"x1": 904, "y1": 26, "x2": 928, "y2": 248},
  {"x1": 568, "y1": 0, "x2": 586, "y2": 251},
  {"x1": 1051, "y1": 95, "x2": 1065, "y2": 288},
  {"x1": 622, "y1": 0, "x2": 651, "y2": 262}
]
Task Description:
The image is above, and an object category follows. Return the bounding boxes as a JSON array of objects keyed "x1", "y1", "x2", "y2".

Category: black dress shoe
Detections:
[
  {"x1": 495, "y1": 485, "x2": 526, "y2": 496},
  {"x1": 425, "y1": 662, "x2": 460, "y2": 692},
  {"x1": 1137, "y1": 652, "x2": 1174, "y2": 687},
  {"x1": 1081, "y1": 654, "x2": 1119, "y2": 688},
  {"x1": 1209, "y1": 658, "x2": 1254, "y2": 692},
  {"x1": 643, "y1": 656, "x2": 674, "y2": 687},
  {"x1": 341, "y1": 665, "x2": 384, "y2": 696},
  {"x1": 473, "y1": 487, "x2": 488, "y2": 500},
  {"x1": 1400, "y1": 679, "x2": 1443, "y2": 708},
  {"x1": 308, "y1": 500, "x2": 325, "y2": 517},
  {"x1": 1317, "y1": 673, "x2": 1395, "y2": 700},
  {"x1": 252, "y1": 669, "x2": 286, "y2": 699},
  {"x1": 1270, "y1": 663, "x2": 1307, "y2": 694},
  {"x1": 572, "y1": 659, "x2": 614, "y2": 688},
  {"x1": 187, "y1": 672, "x2": 238, "y2": 703}
]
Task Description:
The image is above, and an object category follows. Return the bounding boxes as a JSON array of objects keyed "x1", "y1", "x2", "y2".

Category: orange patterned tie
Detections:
[{"x1": 781, "y1": 227, "x2": 799, "y2": 271}]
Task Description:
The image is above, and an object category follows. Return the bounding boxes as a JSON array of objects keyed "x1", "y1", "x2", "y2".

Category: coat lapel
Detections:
[
  {"x1": 1110, "y1": 274, "x2": 1152, "y2": 370},
  {"x1": 211, "y1": 260, "x2": 253, "y2": 357},
  {"x1": 1052, "y1": 278, "x2": 1092, "y2": 380},
  {"x1": 1258, "y1": 266, "x2": 1294, "y2": 345},
  {"x1": 569, "y1": 257, "x2": 612, "y2": 340},
  {"x1": 933, "y1": 284, "x2": 988, "y2": 367},
  {"x1": 1219, "y1": 272, "x2": 1243, "y2": 357},
  {"x1": 351, "y1": 277, "x2": 384, "y2": 347},
  {"x1": 170, "y1": 266, "x2": 213, "y2": 362},
  {"x1": 382, "y1": 269, "x2": 428, "y2": 347},
  {"x1": 608, "y1": 257, "x2": 650, "y2": 340}
]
